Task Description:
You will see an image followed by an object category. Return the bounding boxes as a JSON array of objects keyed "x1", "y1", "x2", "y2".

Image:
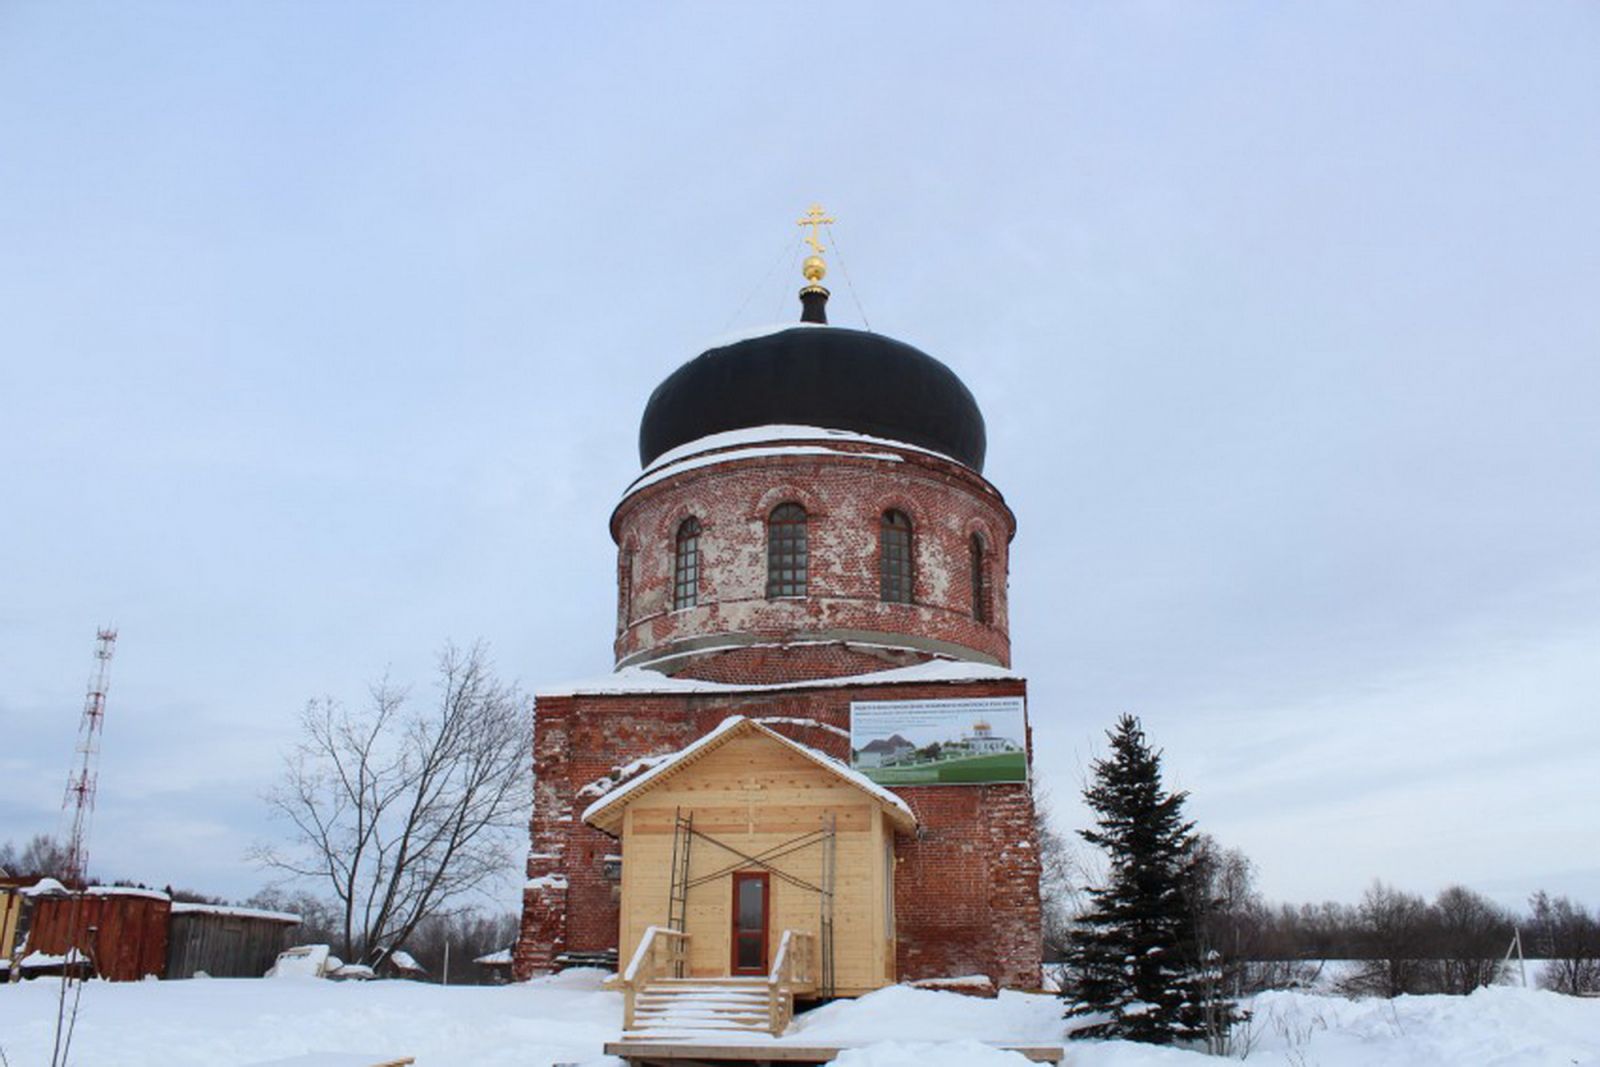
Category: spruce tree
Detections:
[{"x1": 1062, "y1": 713, "x2": 1209, "y2": 1044}]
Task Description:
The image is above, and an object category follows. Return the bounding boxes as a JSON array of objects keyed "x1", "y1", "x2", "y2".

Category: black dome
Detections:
[{"x1": 638, "y1": 326, "x2": 987, "y2": 471}]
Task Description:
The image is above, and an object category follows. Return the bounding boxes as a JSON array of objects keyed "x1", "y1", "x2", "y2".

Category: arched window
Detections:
[
  {"x1": 618, "y1": 546, "x2": 636, "y2": 629},
  {"x1": 673, "y1": 517, "x2": 701, "y2": 610},
  {"x1": 879, "y1": 510, "x2": 913, "y2": 604},
  {"x1": 970, "y1": 533, "x2": 989, "y2": 623},
  {"x1": 766, "y1": 503, "x2": 808, "y2": 598}
]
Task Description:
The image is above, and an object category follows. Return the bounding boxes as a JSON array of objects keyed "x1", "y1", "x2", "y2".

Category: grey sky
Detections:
[{"x1": 2, "y1": 3, "x2": 1597, "y2": 912}]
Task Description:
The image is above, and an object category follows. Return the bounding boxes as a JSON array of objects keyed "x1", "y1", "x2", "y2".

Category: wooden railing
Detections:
[
  {"x1": 620, "y1": 926, "x2": 689, "y2": 1030},
  {"x1": 766, "y1": 929, "x2": 817, "y2": 1034}
]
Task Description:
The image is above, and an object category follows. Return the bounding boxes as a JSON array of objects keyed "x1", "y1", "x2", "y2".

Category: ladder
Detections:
[
  {"x1": 820, "y1": 812, "x2": 836, "y2": 997},
  {"x1": 667, "y1": 808, "x2": 693, "y2": 977}
]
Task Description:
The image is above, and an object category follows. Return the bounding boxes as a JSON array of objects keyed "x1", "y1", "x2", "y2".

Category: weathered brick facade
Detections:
[
  {"x1": 612, "y1": 440, "x2": 1015, "y2": 679},
  {"x1": 515, "y1": 343, "x2": 1043, "y2": 991},
  {"x1": 514, "y1": 677, "x2": 1042, "y2": 990}
]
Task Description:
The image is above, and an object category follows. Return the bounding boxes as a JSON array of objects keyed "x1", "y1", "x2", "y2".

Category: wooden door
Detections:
[{"x1": 730, "y1": 872, "x2": 769, "y2": 975}]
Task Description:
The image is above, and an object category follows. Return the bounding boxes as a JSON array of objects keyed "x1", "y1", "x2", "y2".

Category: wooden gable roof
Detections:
[{"x1": 581, "y1": 716, "x2": 916, "y2": 835}]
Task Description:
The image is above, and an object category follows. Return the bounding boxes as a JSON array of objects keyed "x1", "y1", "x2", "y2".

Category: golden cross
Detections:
[{"x1": 797, "y1": 203, "x2": 836, "y2": 254}]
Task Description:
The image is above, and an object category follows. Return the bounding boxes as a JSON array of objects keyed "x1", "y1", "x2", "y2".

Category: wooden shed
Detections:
[
  {"x1": 1, "y1": 879, "x2": 28, "y2": 967},
  {"x1": 166, "y1": 902, "x2": 301, "y2": 979},
  {"x1": 584, "y1": 716, "x2": 916, "y2": 1012},
  {"x1": 25, "y1": 886, "x2": 171, "y2": 981}
]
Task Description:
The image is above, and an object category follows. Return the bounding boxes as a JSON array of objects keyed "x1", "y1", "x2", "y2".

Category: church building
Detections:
[{"x1": 515, "y1": 210, "x2": 1043, "y2": 1003}]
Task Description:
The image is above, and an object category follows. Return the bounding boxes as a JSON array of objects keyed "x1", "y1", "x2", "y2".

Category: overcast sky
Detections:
[{"x1": 3, "y1": 3, "x2": 1597, "y2": 914}]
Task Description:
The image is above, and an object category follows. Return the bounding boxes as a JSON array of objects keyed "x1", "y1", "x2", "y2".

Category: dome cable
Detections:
[
  {"x1": 722, "y1": 232, "x2": 803, "y2": 334},
  {"x1": 775, "y1": 236, "x2": 805, "y2": 321},
  {"x1": 824, "y1": 223, "x2": 872, "y2": 332}
]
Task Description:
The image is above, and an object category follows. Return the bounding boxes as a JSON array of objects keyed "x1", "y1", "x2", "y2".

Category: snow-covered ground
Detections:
[{"x1": 0, "y1": 968, "x2": 1597, "y2": 1066}]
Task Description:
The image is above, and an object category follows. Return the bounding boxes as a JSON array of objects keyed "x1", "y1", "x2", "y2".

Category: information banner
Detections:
[{"x1": 849, "y1": 696, "x2": 1027, "y2": 786}]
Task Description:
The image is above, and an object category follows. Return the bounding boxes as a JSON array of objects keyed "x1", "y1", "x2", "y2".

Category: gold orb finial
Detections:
[{"x1": 797, "y1": 203, "x2": 836, "y2": 287}]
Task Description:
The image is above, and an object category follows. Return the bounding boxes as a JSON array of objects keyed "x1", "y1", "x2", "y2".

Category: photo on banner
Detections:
[{"x1": 849, "y1": 696, "x2": 1028, "y2": 786}]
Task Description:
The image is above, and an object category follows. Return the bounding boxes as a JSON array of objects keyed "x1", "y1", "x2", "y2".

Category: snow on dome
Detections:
[{"x1": 643, "y1": 424, "x2": 961, "y2": 474}]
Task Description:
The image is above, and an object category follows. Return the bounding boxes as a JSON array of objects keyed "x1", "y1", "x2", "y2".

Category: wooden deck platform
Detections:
[{"x1": 603, "y1": 1040, "x2": 1064, "y2": 1065}]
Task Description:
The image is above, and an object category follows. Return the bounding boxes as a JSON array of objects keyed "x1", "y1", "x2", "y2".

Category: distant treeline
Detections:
[
  {"x1": 1037, "y1": 826, "x2": 1600, "y2": 998},
  {"x1": 1202, "y1": 882, "x2": 1600, "y2": 997}
]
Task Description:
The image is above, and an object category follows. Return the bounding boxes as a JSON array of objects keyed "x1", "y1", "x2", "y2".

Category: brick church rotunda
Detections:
[{"x1": 516, "y1": 208, "x2": 1043, "y2": 1013}]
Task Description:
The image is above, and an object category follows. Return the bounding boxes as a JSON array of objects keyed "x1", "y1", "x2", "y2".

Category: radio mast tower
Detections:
[{"x1": 62, "y1": 628, "x2": 116, "y2": 888}]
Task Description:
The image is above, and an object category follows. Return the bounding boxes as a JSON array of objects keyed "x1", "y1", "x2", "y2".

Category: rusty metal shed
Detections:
[{"x1": 25, "y1": 885, "x2": 171, "y2": 981}]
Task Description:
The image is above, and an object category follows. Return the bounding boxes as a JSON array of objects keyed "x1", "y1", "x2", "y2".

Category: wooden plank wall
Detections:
[
  {"x1": 166, "y1": 913, "x2": 297, "y2": 979},
  {"x1": 618, "y1": 732, "x2": 894, "y2": 995},
  {"x1": 0, "y1": 887, "x2": 23, "y2": 963}
]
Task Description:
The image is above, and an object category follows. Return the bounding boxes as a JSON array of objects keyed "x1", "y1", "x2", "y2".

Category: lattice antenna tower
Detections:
[{"x1": 62, "y1": 627, "x2": 116, "y2": 888}]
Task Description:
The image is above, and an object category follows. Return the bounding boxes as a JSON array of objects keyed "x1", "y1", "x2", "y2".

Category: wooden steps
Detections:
[{"x1": 622, "y1": 976, "x2": 781, "y2": 1039}]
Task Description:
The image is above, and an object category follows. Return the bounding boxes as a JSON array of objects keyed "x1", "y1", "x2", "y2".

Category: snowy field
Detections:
[{"x1": 1, "y1": 968, "x2": 1598, "y2": 1066}]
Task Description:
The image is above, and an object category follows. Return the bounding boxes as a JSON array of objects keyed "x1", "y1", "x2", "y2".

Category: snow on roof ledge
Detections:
[
  {"x1": 539, "y1": 658, "x2": 1022, "y2": 698},
  {"x1": 170, "y1": 902, "x2": 301, "y2": 924}
]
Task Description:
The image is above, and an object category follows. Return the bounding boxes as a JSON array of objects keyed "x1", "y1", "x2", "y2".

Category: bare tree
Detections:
[
  {"x1": 1345, "y1": 880, "x2": 1432, "y2": 997},
  {"x1": 1032, "y1": 787, "x2": 1086, "y2": 960},
  {"x1": 254, "y1": 642, "x2": 532, "y2": 962},
  {"x1": 0, "y1": 834, "x2": 74, "y2": 880},
  {"x1": 1529, "y1": 891, "x2": 1600, "y2": 996},
  {"x1": 1429, "y1": 885, "x2": 1511, "y2": 994}
]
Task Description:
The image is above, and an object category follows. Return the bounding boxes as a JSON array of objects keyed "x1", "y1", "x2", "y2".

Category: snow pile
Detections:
[
  {"x1": 1237, "y1": 986, "x2": 1600, "y2": 1066},
  {"x1": 17, "y1": 947, "x2": 90, "y2": 968},
  {"x1": 266, "y1": 943, "x2": 332, "y2": 978},
  {"x1": 0, "y1": 968, "x2": 1597, "y2": 1065},
  {"x1": 0, "y1": 967, "x2": 625, "y2": 1067},
  {"x1": 793, "y1": 985, "x2": 1063, "y2": 1047},
  {"x1": 908, "y1": 974, "x2": 997, "y2": 996},
  {"x1": 828, "y1": 1040, "x2": 1033, "y2": 1066}
]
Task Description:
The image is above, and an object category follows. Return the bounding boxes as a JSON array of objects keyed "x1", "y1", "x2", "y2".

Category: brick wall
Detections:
[
  {"x1": 610, "y1": 441, "x2": 1016, "y2": 679},
  {"x1": 514, "y1": 678, "x2": 1043, "y2": 989}
]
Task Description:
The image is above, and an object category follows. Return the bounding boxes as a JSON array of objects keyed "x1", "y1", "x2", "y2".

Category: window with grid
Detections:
[
  {"x1": 879, "y1": 510, "x2": 913, "y2": 603},
  {"x1": 970, "y1": 532, "x2": 989, "y2": 623},
  {"x1": 673, "y1": 517, "x2": 701, "y2": 610},
  {"x1": 766, "y1": 503, "x2": 808, "y2": 598}
]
